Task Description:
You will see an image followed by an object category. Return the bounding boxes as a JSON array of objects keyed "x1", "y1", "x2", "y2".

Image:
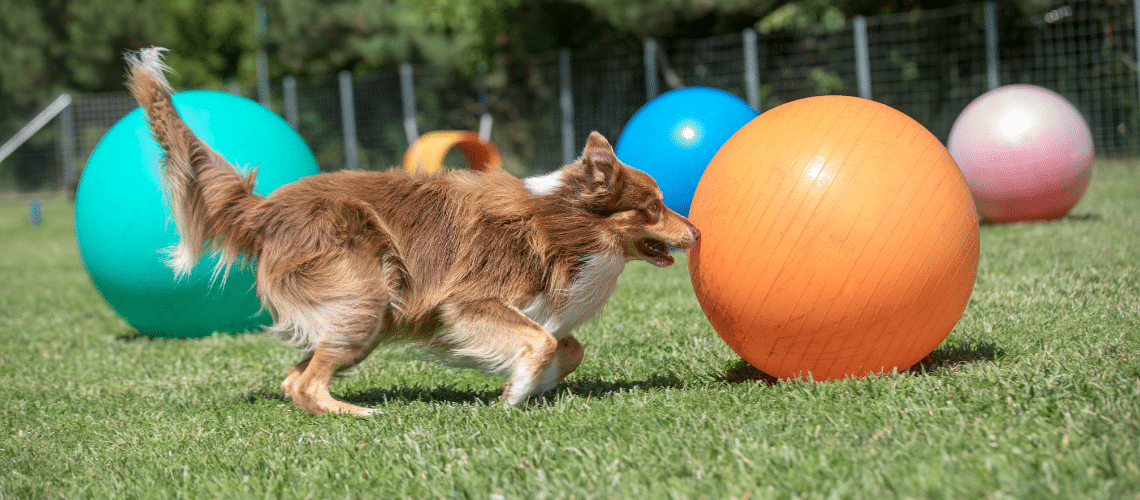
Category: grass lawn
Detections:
[{"x1": 1, "y1": 161, "x2": 1137, "y2": 499}]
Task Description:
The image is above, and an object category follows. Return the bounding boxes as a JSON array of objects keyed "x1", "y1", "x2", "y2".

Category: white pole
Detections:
[
  {"x1": 399, "y1": 63, "x2": 418, "y2": 146},
  {"x1": 59, "y1": 100, "x2": 76, "y2": 188},
  {"x1": 644, "y1": 38, "x2": 659, "y2": 101},
  {"x1": 255, "y1": 3, "x2": 271, "y2": 106},
  {"x1": 477, "y1": 61, "x2": 492, "y2": 142},
  {"x1": 1133, "y1": 0, "x2": 1140, "y2": 147},
  {"x1": 0, "y1": 93, "x2": 72, "y2": 165},
  {"x1": 559, "y1": 49, "x2": 575, "y2": 165},
  {"x1": 743, "y1": 28, "x2": 761, "y2": 111},
  {"x1": 338, "y1": 71, "x2": 359, "y2": 171},
  {"x1": 282, "y1": 76, "x2": 298, "y2": 129},
  {"x1": 985, "y1": 1, "x2": 1001, "y2": 91},
  {"x1": 853, "y1": 16, "x2": 872, "y2": 100}
]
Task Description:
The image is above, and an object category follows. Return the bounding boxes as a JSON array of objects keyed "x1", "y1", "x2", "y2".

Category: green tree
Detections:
[
  {"x1": 0, "y1": 0, "x2": 163, "y2": 110},
  {"x1": 266, "y1": 0, "x2": 481, "y2": 76},
  {"x1": 0, "y1": 0, "x2": 264, "y2": 106},
  {"x1": 160, "y1": 0, "x2": 260, "y2": 90}
]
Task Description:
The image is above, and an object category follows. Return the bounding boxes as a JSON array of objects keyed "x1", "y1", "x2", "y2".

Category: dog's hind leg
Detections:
[
  {"x1": 264, "y1": 270, "x2": 388, "y2": 416},
  {"x1": 277, "y1": 296, "x2": 391, "y2": 416},
  {"x1": 437, "y1": 299, "x2": 559, "y2": 405},
  {"x1": 266, "y1": 199, "x2": 406, "y2": 415},
  {"x1": 266, "y1": 271, "x2": 396, "y2": 415},
  {"x1": 280, "y1": 355, "x2": 311, "y2": 401},
  {"x1": 287, "y1": 340, "x2": 380, "y2": 416}
]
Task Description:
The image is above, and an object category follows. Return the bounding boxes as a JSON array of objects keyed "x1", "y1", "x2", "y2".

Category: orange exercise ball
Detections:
[{"x1": 688, "y1": 96, "x2": 980, "y2": 381}]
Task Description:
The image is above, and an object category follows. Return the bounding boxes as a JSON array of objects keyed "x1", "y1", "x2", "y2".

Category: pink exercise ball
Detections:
[{"x1": 947, "y1": 84, "x2": 1093, "y2": 223}]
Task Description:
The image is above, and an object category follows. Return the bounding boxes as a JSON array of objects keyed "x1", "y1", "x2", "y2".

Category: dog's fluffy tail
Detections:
[{"x1": 125, "y1": 47, "x2": 264, "y2": 281}]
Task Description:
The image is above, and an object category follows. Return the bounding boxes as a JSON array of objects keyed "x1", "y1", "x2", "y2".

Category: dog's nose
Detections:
[{"x1": 691, "y1": 226, "x2": 701, "y2": 240}]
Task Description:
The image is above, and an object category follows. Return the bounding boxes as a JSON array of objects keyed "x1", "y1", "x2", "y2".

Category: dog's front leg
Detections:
[
  {"x1": 535, "y1": 335, "x2": 584, "y2": 394},
  {"x1": 440, "y1": 299, "x2": 559, "y2": 405}
]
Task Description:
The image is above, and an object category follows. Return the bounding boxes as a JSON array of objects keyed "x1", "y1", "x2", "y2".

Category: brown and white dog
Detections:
[{"x1": 125, "y1": 47, "x2": 699, "y2": 415}]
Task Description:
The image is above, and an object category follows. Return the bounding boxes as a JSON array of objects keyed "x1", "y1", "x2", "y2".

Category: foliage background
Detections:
[{"x1": 0, "y1": 0, "x2": 1056, "y2": 120}]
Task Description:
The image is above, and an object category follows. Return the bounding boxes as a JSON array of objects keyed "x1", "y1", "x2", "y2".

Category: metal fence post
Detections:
[
  {"x1": 338, "y1": 71, "x2": 358, "y2": 171},
  {"x1": 477, "y1": 60, "x2": 492, "y2": 142},
  {"x1": 559, "y1": 49, "x2": 575, "y2": 165},
  {"x1": 399, "y1": 62, "x2": 419, "y2": 146},
  {"x1": 742, "y1": 28, "x2": 761, "y2": 111},
  {"x1": 58, "y1": 96, "x2": 76, "y2": 188},
  {"x1": 255, "y1": 3, "x2": 271, "y2": 107},
  {"x1": 853, "y1": 16, "x2": 872, "y2": 100},
  {"x1": 984, "y1": 1, "x2": 1001, "y2": 90},
  {"x1": 644, "y1": 38, "x2": 659, "y2": 101},
  {"x1": 1133, "y1": 0, "x2": 1140, "y2": 148},
  {"x1": 282, "y1": 76, "x2": 298, "y2": 130}
]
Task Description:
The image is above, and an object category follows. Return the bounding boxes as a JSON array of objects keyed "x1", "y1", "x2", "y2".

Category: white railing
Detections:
[{"x1": 0, "y1": 93, "x2": 72, "y2": 165}]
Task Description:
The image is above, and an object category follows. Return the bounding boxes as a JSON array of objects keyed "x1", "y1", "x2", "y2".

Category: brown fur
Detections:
[{"x1": 125, "y1": 48, "x2": 699, "y2": 415}]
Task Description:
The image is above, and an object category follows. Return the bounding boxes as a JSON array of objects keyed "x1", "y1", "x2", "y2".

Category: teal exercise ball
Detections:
[
  {"x1": 615, "y1": 87, "x2": 757, "y2": 217},
  {"x1": 75, "y1": 90, "x2": 319, "y2": 338}
]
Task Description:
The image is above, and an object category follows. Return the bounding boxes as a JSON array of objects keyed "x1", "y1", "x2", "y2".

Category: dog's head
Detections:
[{"x1": 528, "y1": 132, "x2": 700, "y2": 267}]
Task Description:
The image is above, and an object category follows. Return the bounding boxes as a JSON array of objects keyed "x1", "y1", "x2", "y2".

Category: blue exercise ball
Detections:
[
  {"x1": 75, "y1": 90, "x2": 319, "y2": 338},
  {"x1": 615, "y1": 87, "x2": 757, "y2": 217}
]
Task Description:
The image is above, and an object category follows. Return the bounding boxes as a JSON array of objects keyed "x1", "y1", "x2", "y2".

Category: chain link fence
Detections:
[{"x1": 2, "y1": 0, "x2": 1138, "y2": 196}]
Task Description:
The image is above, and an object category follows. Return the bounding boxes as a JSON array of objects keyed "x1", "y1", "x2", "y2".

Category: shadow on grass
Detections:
[
  {"x1": 1063, "y1": 213, "x2": 1101, "y2": 222},
  {"x1": 244, "y1": 373, "x2": 690, "y2": 409},
  {"x1": 243, "y1": 340, "x2": 1003, "y2": 409},
  {"x1": 720, "y1": 361, "x2": 780, "y2": 385},
  {"x1": 907, "y1": 339, "x2": 1003, "y2": 374},
  {"x1": 979, "y1": 212, "x2": 1100, "y2": 226},
  {"x1": 115, "y1": 331, "x2": 216, "y2": 342},
  {"x1": 720, "y1": 339, "x2": 1003, "y2": 383},
  {"x1": 115, "y1": 329, "x2": 256, "y2": 342},
  {"x1": 549, "y1": 373, "x2": 689, "y2": 401},
  {"x1": 115, "y1": 330, "x2": 152, "y2": 342},
  {"x1": 245, "y1": 386, "x2": 502, "y2": 410}
]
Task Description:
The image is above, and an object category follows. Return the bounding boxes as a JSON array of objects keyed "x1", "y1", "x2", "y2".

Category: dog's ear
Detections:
[{"x1": 581, "y1": 132, "x2": 621, "y2": 188}]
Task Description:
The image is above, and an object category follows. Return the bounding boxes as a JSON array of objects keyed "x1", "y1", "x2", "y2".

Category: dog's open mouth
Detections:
[{"x1": 637, "y1": 238, "x2": 674, "y2": 267}]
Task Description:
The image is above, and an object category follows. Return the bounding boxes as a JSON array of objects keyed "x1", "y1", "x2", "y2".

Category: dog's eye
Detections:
[{"x1": 647, "y1": 201, "x2": 662, "y2": 216}]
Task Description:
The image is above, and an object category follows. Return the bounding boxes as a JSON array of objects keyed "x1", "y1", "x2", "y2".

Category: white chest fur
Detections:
[{"x1": 521, "y1": 252, "x2": 627, "y2": 338}]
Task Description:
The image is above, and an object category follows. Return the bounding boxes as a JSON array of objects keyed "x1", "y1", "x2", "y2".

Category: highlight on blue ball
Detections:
[
  {"x1": 75, "y1": 90, "x2": 319, "y2": 338},
  {"x1": 615, "y1": 87, "x2": 758, "y2": 217}
]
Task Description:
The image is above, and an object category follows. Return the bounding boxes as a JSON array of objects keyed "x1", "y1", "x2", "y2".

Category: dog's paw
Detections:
[
  {"x1": 326, "y1": 404, "x2": 377, "y2": 417},
  {"x1": 501, "y1": 382, "x2": 529, "y2": 406}
]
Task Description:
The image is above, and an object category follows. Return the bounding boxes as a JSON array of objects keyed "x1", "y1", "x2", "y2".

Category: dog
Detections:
[{"x1": 125, "y1": 47, "x2": 700, "y2": 415}]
